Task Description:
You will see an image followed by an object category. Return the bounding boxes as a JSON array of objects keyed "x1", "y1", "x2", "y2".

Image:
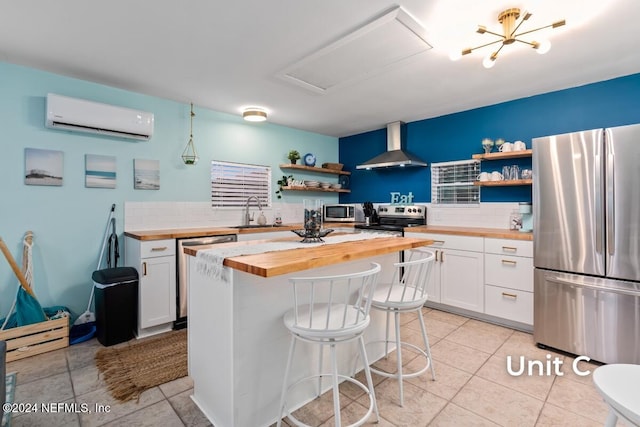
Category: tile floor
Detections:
[{"x1": 5, "y1": 308, "x2": 614, "y2": 426}]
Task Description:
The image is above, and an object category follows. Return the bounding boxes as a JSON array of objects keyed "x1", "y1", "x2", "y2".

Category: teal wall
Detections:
[
  {"x1": 339, "y1": 73, "x2": 640, "y2": 203},
  {"x1": 0, "y1": 61, "x2": 337, "y2": 318}
]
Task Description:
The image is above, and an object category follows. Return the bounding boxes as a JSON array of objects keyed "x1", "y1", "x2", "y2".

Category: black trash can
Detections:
[{"x1": 92, "y1": 267, "x2": 138, "y2": 346}]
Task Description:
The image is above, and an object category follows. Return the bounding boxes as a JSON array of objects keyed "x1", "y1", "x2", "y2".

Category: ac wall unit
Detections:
[{"x1": 45, "y1": 93, "x2": 154, "y2": 141}]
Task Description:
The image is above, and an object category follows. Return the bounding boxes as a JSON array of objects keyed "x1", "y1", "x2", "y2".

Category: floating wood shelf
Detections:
[
  {"x1": 280, "y1": 164, "x2": 351, "y2": 175},
  {"x1": 281, "y1": 186, "x2": 350, "y2": 193},
  {"x1": 474, "y1": 179, "x2": 532, "y2": 187},
  {"x1": 472, "y1": 149, "x2": 532, "y2": 160}
]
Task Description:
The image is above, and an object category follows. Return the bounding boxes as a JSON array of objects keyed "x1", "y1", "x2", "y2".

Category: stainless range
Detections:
[{"x1": 354, "y1": 204, "x2": 427, "y2": 236}]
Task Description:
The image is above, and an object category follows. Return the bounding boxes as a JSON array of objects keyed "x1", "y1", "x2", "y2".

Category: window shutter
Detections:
[
  {"x1": 431, "y1": 160, "x2": 480, "y2": 206},
  {"x1": 211, "y1": 161, "x2": 272, "y2": 208}
]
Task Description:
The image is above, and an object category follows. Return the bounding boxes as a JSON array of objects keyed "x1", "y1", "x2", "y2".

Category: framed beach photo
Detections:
[
  {"x1": 134, "y1": 158, "x2": 160, "y2": 190},
  {"x1": 24, "y1": 148, "x2": 64, "y2": 186},
  {"x1": 85, "y1": 154, "x2": 116, "y2": 188}
]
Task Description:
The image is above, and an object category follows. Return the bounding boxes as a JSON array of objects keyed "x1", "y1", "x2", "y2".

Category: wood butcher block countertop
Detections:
[
  {"x1": 124, "y1": 223, "x2": 352, "y2": 240},
  {"x1": 405, "y1": 225, "x2": 533, "y2": 241},
  {"x1": 184, "y1": 236, "x2": 433, "y2": 277},
  {"x1": 124, "y1": 223, "x2": 531, "y2": 242}
]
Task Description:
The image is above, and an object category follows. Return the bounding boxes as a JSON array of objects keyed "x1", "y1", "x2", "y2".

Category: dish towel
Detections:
[{"x1": 196, "y1": 232, "x2": 396, "y2": 282}]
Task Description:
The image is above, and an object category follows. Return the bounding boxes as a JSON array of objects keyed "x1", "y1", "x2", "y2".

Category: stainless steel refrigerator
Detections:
[{"x1": 533, "y1": 124, "x2": 640, "y2": 364}]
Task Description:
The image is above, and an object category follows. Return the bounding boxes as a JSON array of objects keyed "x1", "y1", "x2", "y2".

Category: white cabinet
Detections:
[
  {"x1": 483, "y1": 238, "x2": 534, "y2": 325},
  {"x1": 125, "y1": 237, "x2": 177, "y2": 338},
  {"x1": 405, "y1": 233, "x2": 484, "y2": 311}
]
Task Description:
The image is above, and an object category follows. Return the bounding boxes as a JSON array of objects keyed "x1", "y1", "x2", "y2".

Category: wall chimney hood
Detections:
[{"x1": 356, "y1": 121, "x2": 428, "y2": 169}]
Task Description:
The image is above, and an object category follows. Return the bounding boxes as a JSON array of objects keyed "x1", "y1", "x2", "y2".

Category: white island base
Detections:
[{"x1": 188, "y1": 253, "x2": 399, "y2": 427}]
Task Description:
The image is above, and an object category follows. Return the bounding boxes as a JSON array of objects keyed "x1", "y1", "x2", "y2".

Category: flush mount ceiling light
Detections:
[
  {"x1": 242, "y1": 107, "x2": 267, "y2": 122},
  {"x1": 453, "y1": 8, "x2": 565, "y2": 68}
]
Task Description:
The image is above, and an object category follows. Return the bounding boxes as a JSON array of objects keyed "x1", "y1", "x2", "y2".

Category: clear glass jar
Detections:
[{"x1": 303, "y1": 199, "x2": 323, "y2": 236}]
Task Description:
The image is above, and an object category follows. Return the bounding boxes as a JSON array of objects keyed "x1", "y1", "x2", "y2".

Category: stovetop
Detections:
[{"x1": 354, "y1": 204, "x2": 427, "y2": 232}]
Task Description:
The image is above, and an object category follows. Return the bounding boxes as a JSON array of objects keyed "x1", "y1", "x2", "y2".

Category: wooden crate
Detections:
[{"x1": 0, "y1": 316, "x2": 69, "y2": 362}]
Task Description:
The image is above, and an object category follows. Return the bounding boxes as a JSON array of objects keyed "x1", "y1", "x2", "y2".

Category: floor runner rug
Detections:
[{"x1": 95, "y1": 329, "x2": 187, "y2": 402}]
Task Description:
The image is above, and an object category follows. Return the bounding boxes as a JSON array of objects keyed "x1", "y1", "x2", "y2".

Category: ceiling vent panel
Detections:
[{"x1": 278, "y1": 6, "x2": 432, "y2": 94}]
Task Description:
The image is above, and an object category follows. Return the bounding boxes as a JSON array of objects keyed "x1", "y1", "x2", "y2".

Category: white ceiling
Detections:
[{"x1": 2, "y1": 0, "x2": 639, "y2": 137}]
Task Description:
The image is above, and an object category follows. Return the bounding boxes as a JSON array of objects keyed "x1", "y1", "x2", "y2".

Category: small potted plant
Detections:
[{"x1": 287, "y1": 150, "x2": 300, "y2": 164}]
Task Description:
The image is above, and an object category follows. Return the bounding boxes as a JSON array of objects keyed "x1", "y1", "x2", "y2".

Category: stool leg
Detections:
[
  {"x1": 317, "y1": 343, "x2": 324, "y2": 397},
  {"x1": 330, "y1": 343, "x2": 341, "y2": 427},
  {"x1": 277, "y1": 336, "x2": 297, "y2": 427},
  {"x1": 417, "y1": 309, "x2": 436, "y2": 381},
  {"x1": 394, "y1": 309, "x2": 404, "y2": 407},
  {"x1": 384, "y1": 310, "x2": 390, "y2": 358},
  {"x1": 358, "y1": 335, "x2": 379, "y2": 422},
  {"x1": 604, "y1": 409, "x2": 618, "y2": 427}
]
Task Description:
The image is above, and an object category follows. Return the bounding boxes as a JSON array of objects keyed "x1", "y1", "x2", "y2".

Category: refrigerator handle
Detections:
[
  {"x1": 606, "y1": 132, "x2": 615, "y2": 256},
  {"x1": 595, "y1": 134, "x2": 603, "y2": 255}
]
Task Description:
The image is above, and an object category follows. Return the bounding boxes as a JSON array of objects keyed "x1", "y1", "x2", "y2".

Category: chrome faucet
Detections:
[{"x1": 244, "y1": 196, "x2": 263, "y2": 225}]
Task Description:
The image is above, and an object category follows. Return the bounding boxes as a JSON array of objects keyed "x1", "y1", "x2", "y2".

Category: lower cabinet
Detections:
[
  {"x1": 406, "y1": 233, "x2": 484, "y2": 311},
  {"x1": 407, "y1": 233, "x2": 534, "y2": 328},
  {"x1": 125, "y1": 237, "x2": 177, "y2": 337},
  {"x1": 439, "y1": 248, "x2": 484, "y2": 312},
  {"x1": 483, "y1": 238, "x2": 534, "y2": 326}
]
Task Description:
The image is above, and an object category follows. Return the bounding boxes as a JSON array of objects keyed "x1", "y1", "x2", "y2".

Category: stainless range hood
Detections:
[{"x1": 356, "y1": 121, "x2": 428, "y2": 169}]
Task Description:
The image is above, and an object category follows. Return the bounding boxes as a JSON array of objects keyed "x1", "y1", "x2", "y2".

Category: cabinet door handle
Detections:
[
  {"x1": 441, "y1": 251, "x2": 445, "y2": 263},
  {"x1": 434, "y1": 250, "x2": 439, "y2": 262},
  {"x1": 502, "y1": 246, "x2": 517, "y2": 253},
  {"x1": 502, "y1": 292, "x2": 518, "y2": 299},
  {"x1": 142, "y1": 262, "x2": 147, "y2": 276},
  {"x1": 151, "y1": 246, "x2": 168, "y2": 252},
  {"x1": 501, "y1": 259, "x2": 517, "y2": 266}
]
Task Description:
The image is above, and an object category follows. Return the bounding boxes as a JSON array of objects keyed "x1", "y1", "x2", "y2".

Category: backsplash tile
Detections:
[{"x1": 125, "y1": 201, "x2": 522, "y2": 231}]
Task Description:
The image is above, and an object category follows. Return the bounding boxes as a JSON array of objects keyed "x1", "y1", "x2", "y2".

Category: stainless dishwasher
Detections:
[{"x1": 175, "y1": 234, "x2": 237, "y2": 329}]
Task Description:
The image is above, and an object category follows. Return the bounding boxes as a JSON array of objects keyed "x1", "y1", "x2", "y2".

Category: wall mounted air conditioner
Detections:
[{"x1": 45, "y1": 93, "x2": 154, "y2": 141}]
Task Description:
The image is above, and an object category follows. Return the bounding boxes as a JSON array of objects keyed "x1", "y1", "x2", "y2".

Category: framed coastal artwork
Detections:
[
  {"x1": 85, "y1": 154, "x2": 116, "y2": 188},
  {"x1": 133, "y1": 158, "x2": 160, "y2": 190},
  {"x1": 24, "y1": 148, "x2": 64, "y2": 186}
]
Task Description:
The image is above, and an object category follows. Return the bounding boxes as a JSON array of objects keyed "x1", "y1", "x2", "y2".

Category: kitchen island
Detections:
[{"x1": 185, "y1": 234, "x2": 433, "y2": 427}]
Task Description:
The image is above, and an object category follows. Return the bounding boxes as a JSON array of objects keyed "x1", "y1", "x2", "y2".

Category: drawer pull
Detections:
[
  {"x1": 502, "y1": 246, "x2": 517, "y2": 252},
  {"x1": 142, "y1": 262, "x2": 147, "y2": 276},
  {"x1": 502, "y1": 292, "x2": 518, "y2": 299},
  {"x1": 501, "y1": 259, "x2": 517, "y2": 266},
  {"x1": 151, "y1": 246, "x2": 168, "y2": 252},
  {"x1": 432, "y1": 240, "x2": 445, "y2": 245}
]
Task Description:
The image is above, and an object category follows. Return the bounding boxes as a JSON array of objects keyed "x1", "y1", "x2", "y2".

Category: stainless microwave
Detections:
[{"x1": 323, "y1": 204, "x2": 356, "y2": 222}]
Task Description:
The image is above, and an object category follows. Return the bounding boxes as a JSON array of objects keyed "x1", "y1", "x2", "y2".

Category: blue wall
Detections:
[
  {"x1": 0, "y1": 61, "x2": 338, "y2": 318},
  {"x1": 339, "y1": 73, "x2": 640, "y2": 203}
]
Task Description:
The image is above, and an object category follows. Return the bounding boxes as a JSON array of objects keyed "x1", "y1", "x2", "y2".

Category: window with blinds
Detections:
[
  {"x1": 211, "y1": 160, "x2": 272, "y2": 208},
  {"x1": 431, "y1": 159, "x2": 480, "y2": 206}
]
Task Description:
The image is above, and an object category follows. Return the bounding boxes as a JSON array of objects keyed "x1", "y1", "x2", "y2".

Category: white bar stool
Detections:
[
  {"x1": 276, "y1": 263, "x2": 381, "y2": 427},
  {"x1": 593, "y1": 363, "x2": 640, "y2": 427},
  {"x1": 368, "y1": 248, "x2": 436, "y2": 407}
]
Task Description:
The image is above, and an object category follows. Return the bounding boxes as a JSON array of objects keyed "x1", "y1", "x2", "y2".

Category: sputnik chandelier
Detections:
[{"x1": 454, "y1": 8, "x2": 565, "y2": 68}]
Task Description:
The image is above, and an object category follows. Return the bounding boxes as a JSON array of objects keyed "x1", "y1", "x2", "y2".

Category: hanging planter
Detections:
[{"x1": 182, "y1": 103, "x2": 199, "y2": 165}]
